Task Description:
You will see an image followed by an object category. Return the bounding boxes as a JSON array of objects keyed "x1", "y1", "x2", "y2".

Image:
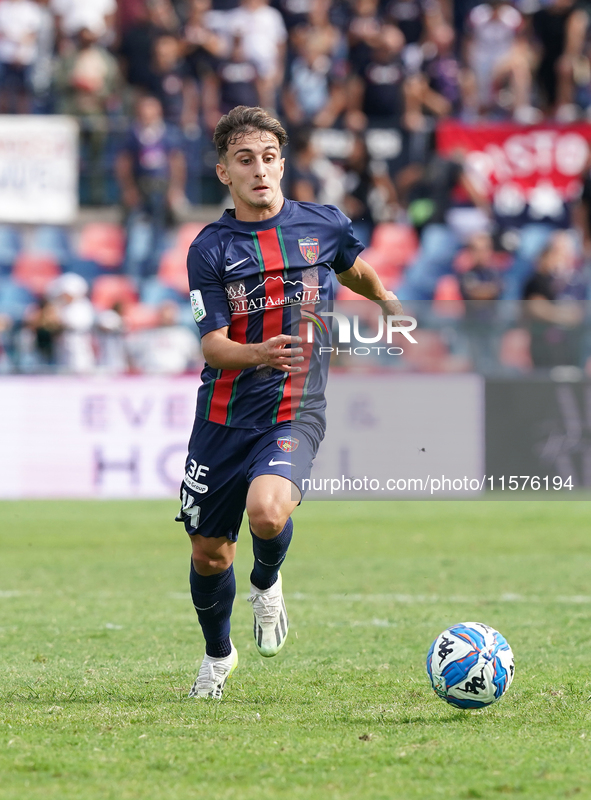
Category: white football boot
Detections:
[
  {"x1": 188, "y1": 642, "x2": 238, "y2": 699},
  {"x1": 248, "y1": 572, "x2": 289, "y2": 657}
]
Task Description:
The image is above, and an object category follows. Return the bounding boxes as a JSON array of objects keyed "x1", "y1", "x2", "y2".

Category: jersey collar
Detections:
[{"x1": 221, "y1": 198, "x2": 294, "y2": 231}]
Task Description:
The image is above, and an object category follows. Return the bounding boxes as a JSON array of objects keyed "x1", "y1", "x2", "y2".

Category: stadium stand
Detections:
[{"x1": 0, "y1": 0, "x2": 590, "y2": 373}]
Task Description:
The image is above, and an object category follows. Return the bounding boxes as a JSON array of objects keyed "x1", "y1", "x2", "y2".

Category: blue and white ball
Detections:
[{"x1": 426, "y1": 622, "x2": 515, "y2": 709}]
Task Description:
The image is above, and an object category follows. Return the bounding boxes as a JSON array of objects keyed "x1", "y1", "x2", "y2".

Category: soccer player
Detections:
[{"x1": 177, "y1": 105, "x2": 403, "y2": 698}]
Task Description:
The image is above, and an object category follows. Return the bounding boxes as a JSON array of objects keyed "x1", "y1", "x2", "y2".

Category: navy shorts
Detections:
[{"x1": 176, "y1": 417, "x2": 324, "y2": 541}]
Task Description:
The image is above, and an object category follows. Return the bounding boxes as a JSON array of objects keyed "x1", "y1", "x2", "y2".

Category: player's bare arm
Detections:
[
  {"x1": 201, "y1": 327, "x2": 304, "y2": 372},
  {"x1": 337, "y1": 256, "x2": 404, "y2": 317}
]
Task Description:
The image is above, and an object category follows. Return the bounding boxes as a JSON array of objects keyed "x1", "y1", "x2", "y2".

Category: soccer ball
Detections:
[{"x1": 426, "y1": 622, "x2": 515, "y2": 709}]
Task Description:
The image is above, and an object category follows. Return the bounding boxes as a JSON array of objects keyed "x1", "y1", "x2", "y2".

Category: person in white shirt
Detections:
[
  {"x1": 228, "y1": 0, "x2": 287, "y2": 110},
  {"x1": 50, "y1": 0, "x2": 117, "y2": 43},
  {"x1": 46, "y1": 273, "x2": 96, "y2": 373},
  {"x1": 0, "y1": 0, "x2": 44, "y2": 112},
  {"x1": 126, "y1": 301, "x2": 201, "y2": 374}
]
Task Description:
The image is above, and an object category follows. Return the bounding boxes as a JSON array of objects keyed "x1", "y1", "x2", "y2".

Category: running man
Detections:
[{"x1": 177, "y1": 105, "x2": 403, "y2": 698}]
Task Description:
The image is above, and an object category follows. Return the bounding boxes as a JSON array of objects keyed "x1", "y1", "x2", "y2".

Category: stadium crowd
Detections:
[{"x1": 2, "y1": 0, "x2": 591, "y2": 374}]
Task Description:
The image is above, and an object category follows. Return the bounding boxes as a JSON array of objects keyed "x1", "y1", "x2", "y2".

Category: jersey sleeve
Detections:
[
  {"x1": 327, "y1": 205, "x2": 365, "y2": 274},
  {"x1": 187, "y1": 242, "x2": 231, "y2": 336}
]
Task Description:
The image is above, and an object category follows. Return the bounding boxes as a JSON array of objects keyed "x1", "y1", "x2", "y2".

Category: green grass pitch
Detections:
[{"x1": 1, "y1": 499, "x2": 591, "y2": 800}]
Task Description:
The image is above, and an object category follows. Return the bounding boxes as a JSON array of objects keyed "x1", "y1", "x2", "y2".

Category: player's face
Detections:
[{"x1": 216, "y1": 130, "x2": 285, "y2": 219}]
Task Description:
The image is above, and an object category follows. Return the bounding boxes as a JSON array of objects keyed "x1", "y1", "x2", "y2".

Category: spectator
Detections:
[
  {"x1": 95, "y1": 304, "x2": 127, "y2": 372},
  {"x1": 228, "y1": 0, "x2": 287, "y2": 110},
  {"x1": 182, "y1": 0, "x2": 227, "y2": 85},
  {"x1": 24, "y1": 296, "x2": 63, "y2": 368},
  {"x1": 45, "y1": 273, "x2": 95, "y2": 373},
  {"x1": 202, "y1": 35, "x2": 261, "y2": 131},
  {"x1": 287, "y1": 127, "x2": 345, "y2": 205},
  {"x1": 456, "y1": 231, "x2": 504, "y2": 372},
  {"x1": 385, "y1": 0, "x2": 429, "y2": 49},
  {"x1": 341, "y1": 132, "x2": 398, "y2": 245},
  {"x1": 465, "y1": 0, "x2": 525, "y2": 115},
  {"x1": 146, "y1": 34, "x2": 198, "y2": 131},
  {"x1": 397, "y1": 152, "x2": 491, "y2": 305},
  {"x1": 50, "y1": 0, "x2": 117, "y2": 45},
  {"x1": 282, "y1": 24, "x2": 346, "y2": 128},
  {"x1": 0, "y1": 0, "x2": 45, "y2": 113},
  {"x1": 30, "y1": 0, "x2": 56, "y2": 112},
  {"x1": 118, "y1": 0, "x2": 180, "y2": 90},
  {"x1": 522, "y1": 232, "x2": 586, "y2": 368},
  {"x1": 418, "y1": 21, "x2": 474, "y2": 120},
  {"x1": 532, "y1": 0, "x2": 589, "y2": 118},
  {"x1": 115, "y1": 95, "x2": 187, "y2": 275},
  {"x1": 126, "y1": 300, "x2": 201, "y2": 373},
  {"x1": 54, "y1": 27, "x2": 121, "y2": 203},
  {"x1": 347, "y1": 0, "x2": 383, "y2": 75}
]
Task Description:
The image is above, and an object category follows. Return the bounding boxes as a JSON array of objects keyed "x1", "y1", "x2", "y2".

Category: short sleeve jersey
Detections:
[{"x1": 187, "y1": 199, "x2": 364, "y2": 429}]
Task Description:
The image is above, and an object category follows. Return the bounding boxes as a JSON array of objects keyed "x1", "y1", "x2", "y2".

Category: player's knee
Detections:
[
  {"x1": 191, "y1": 544, "x2": 233, "y2": 575},
  {"x1": 248, "y1": 506, "x2": 288, "y2": 539}
]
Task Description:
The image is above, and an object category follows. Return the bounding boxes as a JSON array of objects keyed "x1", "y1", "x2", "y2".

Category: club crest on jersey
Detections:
[
  {"x1": 277, "y1": 436, "x2": 299, "y2": 452},
  {"x1": 298, "y1": 237, "x2": 320, "y2": 265}
]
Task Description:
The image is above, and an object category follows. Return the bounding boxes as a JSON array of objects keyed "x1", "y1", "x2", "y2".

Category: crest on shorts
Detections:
[
  {"x1": 298, "y1": 237, "x2": 320, "y2": 265},
  {"x1": 277, "y1": 436, "x2": 299, "y2": 452}
]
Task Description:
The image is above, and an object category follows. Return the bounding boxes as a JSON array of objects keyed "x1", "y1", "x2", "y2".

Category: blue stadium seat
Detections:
[
  {"x1": 0, "y1": 277, "x2": 34, "y2": 320},
  {"x1": 0, "y1": 225, "x2": 22, "y2": 276},
  {"x1": 31, "y1": 226, "x2": 73, "y2": 269},
  {"x1": 68, "y1": 258, "x2": 100, "y2": 283},
  {"x1": 140, "y1": 276, "x2": 184, "y2": 306}
]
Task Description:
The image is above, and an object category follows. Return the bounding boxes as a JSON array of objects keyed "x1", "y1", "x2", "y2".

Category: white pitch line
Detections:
[{"x1": 167, "y1": 591, "x2": 591, "y2": 604}]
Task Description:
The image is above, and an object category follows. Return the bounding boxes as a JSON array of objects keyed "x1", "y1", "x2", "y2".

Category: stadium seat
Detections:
[
  {"x1": 370, "y1": 224, "x2": 418, "y2": 272},
  {"x1": 0, "y1": 225, "x2": 21, "y2": 275},
  {"x1": 0, "y1": 277, "x2": 35, "y2": 319},
  {"x1": 91, "y1": 275, "x2": 138, "y2": 311},
  {"x1": 12, "y1": 253, "x2": 61, "y2": 296},
  {"x1": 31, "y1": 226, "x2": 73, "y2": 268},
  {"x1": 68, "y1": 257, "x2": 100, "y2": 283},
  {"x1": 140, "y1": 276, "x2": 183, "y2": 306},
  {"x1": 432, "y1": 275, "x2": 465, "y2": 318},
  {"x1": 176, "y1": 222, "x2": 206, "y2": 254},
  {"x1": 359, "y1": 246, "x2": 403, "y2": 286},
  {"x1": 122, "y1": 302, "x2": 161, "y2": 332},
  {"x1": 78, "y1": 222, "x2": 125, "y2": 270},
  {"x1": 157, "y1": 249, "x2": 189, "y2": 295}
]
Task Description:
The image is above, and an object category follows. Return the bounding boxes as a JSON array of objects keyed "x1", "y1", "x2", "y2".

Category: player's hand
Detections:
[
  {"x1": 380, "y1": 291, "x2": 404, "y2": 319},
  {"x1": 257, "y1": 334, "x2": 304, "y2": 372}
]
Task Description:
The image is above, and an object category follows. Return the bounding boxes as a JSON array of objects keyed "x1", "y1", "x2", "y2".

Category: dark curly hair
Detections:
[{"x1": 213, "y1": 106, "x2": 288, "y2": 160}]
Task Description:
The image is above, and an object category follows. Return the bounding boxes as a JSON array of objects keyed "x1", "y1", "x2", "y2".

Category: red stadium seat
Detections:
[
  {"x1": 12, "y1": 253, "x2": 61, "y2": 295},
  {"x1": 176, "y1": 222, "x2": 206, "y2": 254},
  {"x1": 91, "y1": 275, "x2": 138, "y2": 310},
  {"x1": 432, "y1": 275, "x2": 465, "y2": 318},
  {"x1": 123, "y1": 302, "x2": 161, "y2": 332},
  {"x1": 359, "y1": 246, "x2": 401, "y2": 284},
  {"x1": 78, "y1": 223, "x2": 125, "y2": 269},
  {"x1": 157, "y1": 249, "x2": 189, "y2": 295},
  {"x1": 370, "y1": 224, "x2": 418, "y2": 272}
]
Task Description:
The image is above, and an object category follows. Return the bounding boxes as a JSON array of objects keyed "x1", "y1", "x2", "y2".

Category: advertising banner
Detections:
[
  {"x1": 437, "y1": 120, "x2": 591, "y2": 223},
  {"x1": 485, "y1": 379, "x2": 591, "y2": 489},
  {"x1": 0, "y1": 115, "x2": 78, "y2": 224},
  {"x1": 0, "y1": 374, "x2": 484, "y2": 499}
]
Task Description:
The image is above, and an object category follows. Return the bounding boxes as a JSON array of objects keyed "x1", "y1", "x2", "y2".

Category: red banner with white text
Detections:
[{"x1": 437, "y1": 120, "x2": 591, "y2": 222}]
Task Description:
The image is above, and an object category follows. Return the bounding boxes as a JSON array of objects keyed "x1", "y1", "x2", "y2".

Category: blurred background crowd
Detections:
[{"x1": 2, "y1": 0, "x2": 591, "y2": 376}]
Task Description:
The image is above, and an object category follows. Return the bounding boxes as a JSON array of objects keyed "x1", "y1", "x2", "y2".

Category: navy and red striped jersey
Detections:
[{"x1": 187, "y1": 199, "x2": 364, "y2": 428}]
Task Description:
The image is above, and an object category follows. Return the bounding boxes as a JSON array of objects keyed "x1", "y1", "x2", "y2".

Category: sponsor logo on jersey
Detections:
[
  {"x1": 190, "y1": 289, "x2": 207, "y2": 322},
  {"x1": 225, "y1": 271, "x2": 321, "y2": 315},
  {"x1": 298, "y1": 237, "x2": 320, "y2": 265},
  {"x1": 277, "y1": 436, "x2": 299, "y2": 452}
]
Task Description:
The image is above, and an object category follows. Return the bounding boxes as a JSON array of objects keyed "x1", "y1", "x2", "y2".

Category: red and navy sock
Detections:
[
  {"x1": 250, "y1": 518, "x2": 293, "y2": 591},
  {"x1": 189, "y1": 559, "x2": 235, "y2": 658}
]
